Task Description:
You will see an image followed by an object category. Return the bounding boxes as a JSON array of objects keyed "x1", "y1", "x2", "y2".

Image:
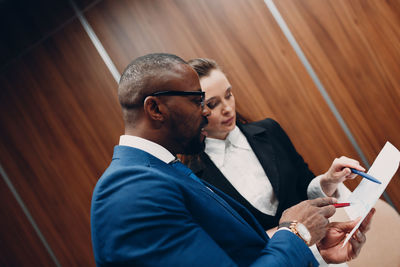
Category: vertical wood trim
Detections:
[
  {"x1": 0, "y1": 164, "x2": 62, "y2": 267},
  {"x1": 263, "y1": 0, "x2": 396, "y2": 209},
  {"x1": 69, "y1": 0, "x2": 121, "y2": 83}
]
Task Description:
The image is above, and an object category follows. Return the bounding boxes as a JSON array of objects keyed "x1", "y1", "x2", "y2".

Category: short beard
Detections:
[{"x1": 183, "y1": 134, "x2": 205, "y2": 155}]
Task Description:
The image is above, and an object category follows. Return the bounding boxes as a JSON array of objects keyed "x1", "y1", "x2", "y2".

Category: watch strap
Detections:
[
  {"x1": 278, "y1": 221, "x2": 310, "y2": 246},
  {"x1": 278, "y1": 221, "x2": 293, "y2": 229}
]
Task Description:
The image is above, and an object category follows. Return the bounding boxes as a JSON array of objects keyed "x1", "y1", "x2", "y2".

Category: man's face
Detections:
[{"x1": 162, "y1": 64, "x2": 210, "y2": 154}]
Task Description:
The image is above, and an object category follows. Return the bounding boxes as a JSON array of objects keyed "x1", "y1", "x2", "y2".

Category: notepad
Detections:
[{"x1": 342, "y1": 142, "x2": 400, "y2": 247}]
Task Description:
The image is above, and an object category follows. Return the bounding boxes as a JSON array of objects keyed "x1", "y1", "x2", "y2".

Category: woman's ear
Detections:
[{"x1": 143, "y1": 96, "x2": 167, "y2": 122}]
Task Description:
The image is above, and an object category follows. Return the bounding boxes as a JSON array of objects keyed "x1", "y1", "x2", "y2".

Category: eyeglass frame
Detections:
[{"x1": 147, "y1": 90, "x2": 206, "y2": 108}]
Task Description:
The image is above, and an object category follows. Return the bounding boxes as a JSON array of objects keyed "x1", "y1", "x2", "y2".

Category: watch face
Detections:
[{"x1": 296, "y1": 223, "x2": 311, "y2": 242}]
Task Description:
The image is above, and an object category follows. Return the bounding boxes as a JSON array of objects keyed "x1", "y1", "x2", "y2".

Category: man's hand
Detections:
[
  {"x1": 320, "y1": 156, "x2": 365, "y2": 196},
  {"x1": 317, "y1": 208, "x2": 376, "y2": 263},
  {"x1": 266, "y1": 227, "x2": 278, "y2": 238},
  {"x1": 280, "y1": 197, "x2": 337, "y2": 245}
]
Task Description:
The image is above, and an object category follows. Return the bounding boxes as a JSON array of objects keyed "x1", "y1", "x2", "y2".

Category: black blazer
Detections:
[{"x1": 188, "y1": 118, "x2": 315, "y2": 230}]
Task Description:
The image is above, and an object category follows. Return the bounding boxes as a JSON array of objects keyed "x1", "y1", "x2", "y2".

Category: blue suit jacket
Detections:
[{"x1": 91, "y1": 145, "x2": 318, "y2": 266}]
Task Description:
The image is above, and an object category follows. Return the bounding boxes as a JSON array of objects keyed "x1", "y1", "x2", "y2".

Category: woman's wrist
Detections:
[{"x1": 319, "y1": 173, "x2": 338, "y2": 197}]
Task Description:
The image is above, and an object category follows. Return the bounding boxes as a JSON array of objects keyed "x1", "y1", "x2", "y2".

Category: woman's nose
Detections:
[
  {"x1": 202, "y1": 105, "x2": 211, "y2": 117},
  {"x1": 222, "y1": 102, "x2": 232, "y2": 113}
]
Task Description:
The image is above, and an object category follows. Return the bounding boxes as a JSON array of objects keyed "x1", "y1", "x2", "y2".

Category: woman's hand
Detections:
[{"x1": 320, "y1": 156, "x2": 365, "y2": 196}]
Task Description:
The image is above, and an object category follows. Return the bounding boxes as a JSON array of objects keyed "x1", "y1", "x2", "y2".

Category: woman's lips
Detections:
[{"x1": 222, "y1": 116, "x2": 234, "y2": 125}]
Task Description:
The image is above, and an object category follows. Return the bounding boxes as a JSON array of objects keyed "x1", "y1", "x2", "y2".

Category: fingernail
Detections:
[{"x1": 356, "y1": 231, "x2": 362, "y2": 239}]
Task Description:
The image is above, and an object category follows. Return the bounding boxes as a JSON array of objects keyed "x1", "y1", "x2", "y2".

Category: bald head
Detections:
[
  {"x1": 119, "y1": 54, "x2": 187, "y2": 108},
  {"x1": 118, "y1": 53, "x2": 189, "y2": 126}
]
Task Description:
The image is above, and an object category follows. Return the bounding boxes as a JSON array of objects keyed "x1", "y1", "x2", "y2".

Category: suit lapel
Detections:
[
  {"x1": 201, "y1": 180, "x2": 269, "y2": 241},
  {"x1": 238, "y1": 123, "x2": 281, "y2": 198},
  {"x1": 192, "y1": 154, "x2": 268, "y2": 240},
  {"x1": 197, "y1": 153, "x2": 243, "y2": 200}
]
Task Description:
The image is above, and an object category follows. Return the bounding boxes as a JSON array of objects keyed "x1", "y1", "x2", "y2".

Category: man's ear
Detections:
[{"x1": 143, "y1": 96, "x2": 167, "y2": 122}]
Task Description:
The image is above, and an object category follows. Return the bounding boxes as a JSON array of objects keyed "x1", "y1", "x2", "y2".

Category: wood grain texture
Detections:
[
  {"x1": 85, "y1": 0, "x2": 360, "y2": 180},
  {"x1": 0, "y1": 19, "x2": 123, "y2": 266},
  {"x1": 274, "y1": 0, "x2": 400, "y2": 209},
  {"x1": 4, "y1": 0, "x2": 399, "y2": 264},
  {"x1": 0, "y1": 177, "x2": 56, "y2": 266}
]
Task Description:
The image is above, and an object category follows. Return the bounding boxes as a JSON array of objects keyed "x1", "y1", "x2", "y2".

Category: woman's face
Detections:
[{"x1": 200, "y1": 69, "x2": 236, "y2": 140}]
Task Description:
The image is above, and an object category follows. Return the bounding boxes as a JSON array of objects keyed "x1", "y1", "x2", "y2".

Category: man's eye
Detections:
[{"x1": 192, "y1": 98, "x2": 202, "y2": 106}]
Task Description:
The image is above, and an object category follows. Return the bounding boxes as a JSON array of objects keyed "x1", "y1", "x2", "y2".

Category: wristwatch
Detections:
[{"x1": 278, "y1": 221, "x2": 311, "y2": 246}]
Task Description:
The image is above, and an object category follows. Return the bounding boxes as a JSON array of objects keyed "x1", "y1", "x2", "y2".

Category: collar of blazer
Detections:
[{"x1": 195, "y1": 121, "x2": 281, "y2": 195}]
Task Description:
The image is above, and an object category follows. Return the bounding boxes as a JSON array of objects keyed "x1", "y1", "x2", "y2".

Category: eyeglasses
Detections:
[{"x1": 148, "y1": 90, "x2": 206, "y2": 108}]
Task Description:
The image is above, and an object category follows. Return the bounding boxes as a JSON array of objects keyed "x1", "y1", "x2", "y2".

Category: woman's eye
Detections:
[{"x1": 207, "y1": 101, "x2": 218, "y2": 109}]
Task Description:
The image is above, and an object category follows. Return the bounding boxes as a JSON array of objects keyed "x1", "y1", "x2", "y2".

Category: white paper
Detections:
[{"x1": 342, "y1": 141, "x2": 400, "y2": 247}]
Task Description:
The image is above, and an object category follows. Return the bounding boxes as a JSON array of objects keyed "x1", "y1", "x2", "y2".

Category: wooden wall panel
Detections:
[
  {"x1": 85, "y1": 0, "x2": 361, "y2": 180},
  {"x1": 0, "y1": 18, "x2": 123, "y2": 265},
  {"x1": 274, "y1": 0, "x2": 400, "y2": 210},
  {"x1": 0, "y1": 177, "x2": 55, "y2": 266},
  {"x1": 3, "y1": 0, "x2": 399, "y2": 264}
]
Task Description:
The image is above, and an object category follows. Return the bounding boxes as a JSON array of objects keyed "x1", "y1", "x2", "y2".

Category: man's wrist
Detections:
[{"x1": 278, "y1": 221, "x2": 311, "y2": 246}]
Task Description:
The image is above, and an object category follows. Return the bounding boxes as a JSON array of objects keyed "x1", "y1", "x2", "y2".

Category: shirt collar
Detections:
[
  {"x1": 227, "y1": 126, "x2": 251, "y2": 149},
  {"x1": 204, "y1": 136, "x2": 227, "y2": 167},
  {"x1": 119, "y1": 135, "x2": 175, "y2": 164},
  {"x1": 204, "y1": 126, "x2": 251, "y2": 167}
]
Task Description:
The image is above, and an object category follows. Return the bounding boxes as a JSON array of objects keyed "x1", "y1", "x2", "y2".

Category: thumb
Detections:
[
  {"x1": 338, "y1": 167, "x2": 351, "y2": 177},
  {"x1": 334, "y1": 218, "x2": 360, "y2": 233}
]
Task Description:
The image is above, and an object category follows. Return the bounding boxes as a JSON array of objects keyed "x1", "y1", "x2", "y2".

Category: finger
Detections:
[
  {"x1": 335, "y1": 167, "x2": 351, "y2": 178},
  {"x1": 320, "y1": 205, "x2": 336, "y2": 218},
  {"x1": 359, "y1": 208, "x2": 376, "y2": 233},
  {"x1": 338, "y1": 156, "x2": 360, "y2": 164},
  {"x1": 335, "y1": 157, "x2": 364, "y2": 170},
  {"x1": 353, "y1": 230, "x2": 366, "y2": 244},
  {"x1": 349, "y1": 235, "x2": 362, "y2": 259},
  {"x1": 333, "y1": 220, "x2": 359, "y2": 232},
  {"x1": 310, "y1": 197, "x2": 337, "y2": 207},
  {"x1": 348, "y1": 164, "x2": 366, "y2": 172},
  {"x1": 346, "y1": 173, "x2": 358, "y2": 179}
]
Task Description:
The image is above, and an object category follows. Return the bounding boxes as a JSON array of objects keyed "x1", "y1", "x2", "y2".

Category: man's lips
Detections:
[
  {"x1": 201, "y1": 117, "x2": 208, "y2": 128},
  {"x1": 200, "y1": 117, "x2": 208, "y2": 137},
  {"x1": 201, "y1": 128, "x2": 208, "y2": 137}
]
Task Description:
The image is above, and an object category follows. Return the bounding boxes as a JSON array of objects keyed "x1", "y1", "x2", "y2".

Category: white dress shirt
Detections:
[
  {"x1": 119, "y1": 135, "x2": 175, "y2": 163},
  {"x1": 205, "y1": 126, "x2": 350, "y2": 216}
]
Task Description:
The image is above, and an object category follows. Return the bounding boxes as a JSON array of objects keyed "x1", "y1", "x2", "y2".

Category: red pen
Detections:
[{"x1": 333, "y1": 203, "x2": 350, "y2": 208}]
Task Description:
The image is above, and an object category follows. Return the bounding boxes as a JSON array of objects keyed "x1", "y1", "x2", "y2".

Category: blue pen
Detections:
[{"x1": 350, "y1": 168, "x2": 382, "y2": 184}]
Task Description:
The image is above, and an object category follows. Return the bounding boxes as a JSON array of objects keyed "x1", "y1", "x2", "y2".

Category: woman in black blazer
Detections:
[{"x1": 185, "y1": 58, "x2": 363, "y2": 233}]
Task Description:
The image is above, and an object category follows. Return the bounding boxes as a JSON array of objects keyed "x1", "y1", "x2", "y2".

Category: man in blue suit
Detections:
[{"x1": 91, "y1": 53, "x2": 373, "y2": 266}]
